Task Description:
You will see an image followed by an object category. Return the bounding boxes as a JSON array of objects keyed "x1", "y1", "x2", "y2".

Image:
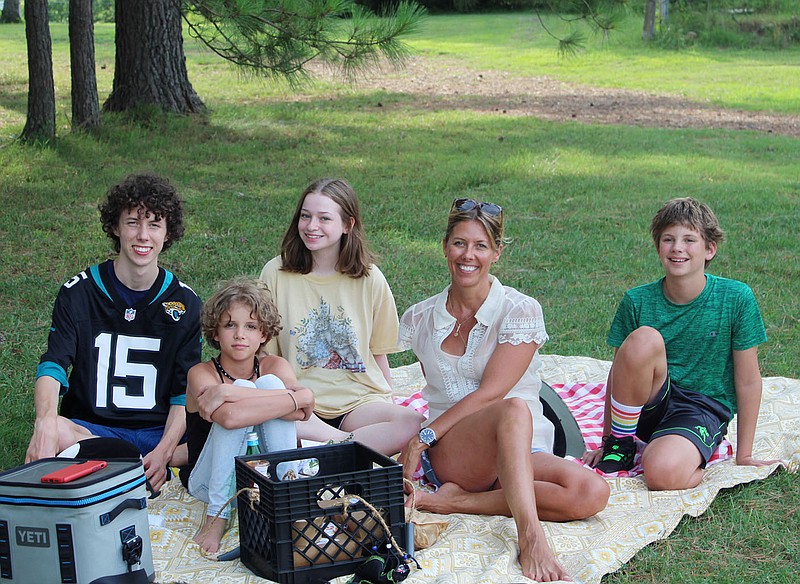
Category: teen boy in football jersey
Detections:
[{"x1": 25, "y1": 173, "x2": 202, "y2": 492}]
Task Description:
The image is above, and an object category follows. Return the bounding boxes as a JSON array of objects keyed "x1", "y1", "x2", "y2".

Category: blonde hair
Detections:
[
  {"x1": 444, "y1": 201, "x2": 506, "y2": 250},
  {"x1": 201, "y1": 277, "x2": 281, "y2": 351}
]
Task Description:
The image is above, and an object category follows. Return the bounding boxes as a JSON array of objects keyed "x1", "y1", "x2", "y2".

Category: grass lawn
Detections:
[{"x1": 0, "y1": 11, "x2": 798, "y2": 583}]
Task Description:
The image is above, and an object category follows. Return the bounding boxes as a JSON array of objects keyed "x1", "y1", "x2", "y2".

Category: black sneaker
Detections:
[{"x1": 596, "y1": 435, "x2": 636, "y2": 473}]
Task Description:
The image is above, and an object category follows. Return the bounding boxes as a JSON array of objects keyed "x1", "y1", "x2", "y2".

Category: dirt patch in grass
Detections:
[{"x1": 314, "y1": 57, "x2": 800, "y2": 137}]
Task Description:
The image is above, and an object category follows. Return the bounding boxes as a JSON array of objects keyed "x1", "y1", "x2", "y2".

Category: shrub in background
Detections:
[
  {"x1": 47, "y1": 0, "x2": 115, "y2": 23},
  {"x1": 652, "y1": 0, "x2": 799, "y2": 49}
]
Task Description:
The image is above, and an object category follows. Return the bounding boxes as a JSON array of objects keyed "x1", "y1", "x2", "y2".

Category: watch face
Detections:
[{"x1": 419, "y1": 427, "x2": 436, "y2": 445}]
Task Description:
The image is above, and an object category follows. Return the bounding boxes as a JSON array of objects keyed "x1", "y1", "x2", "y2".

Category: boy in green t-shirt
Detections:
[{"x1": 583, "y1": 198, "x2": 781, "y2": 490}]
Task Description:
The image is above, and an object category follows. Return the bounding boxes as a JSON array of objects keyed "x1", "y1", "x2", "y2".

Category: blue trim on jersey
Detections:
[
  {"x1": 89, "y1": 263, "x2": 112, "y2": 301},
  {"x1": 36, "y1": 361, "x2": 69, "y2": 391},
  {"x1": 170, "y1": 394, "x2": 187, "y2": 406},
  {"x1": 150, "y1": 270, "x2": 174, "y2": 305}
]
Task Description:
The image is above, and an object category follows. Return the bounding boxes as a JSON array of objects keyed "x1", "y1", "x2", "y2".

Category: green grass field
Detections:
[{"x1": 1, "y1": 11, "x2": 798, "y2": 583}]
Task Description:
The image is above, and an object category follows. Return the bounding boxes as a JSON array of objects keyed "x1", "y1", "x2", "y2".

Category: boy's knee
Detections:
[
  {"x1": 642, "y1": 458, "x2": 700, "y2": 491},
  {"x1": 619, "y1": 326, "x2": 665, "y2": 360}
]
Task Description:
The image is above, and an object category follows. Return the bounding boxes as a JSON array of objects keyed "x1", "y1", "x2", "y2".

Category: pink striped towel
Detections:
[{"x1": 551, "y1": 381, "x2": 733, "y2": 477}]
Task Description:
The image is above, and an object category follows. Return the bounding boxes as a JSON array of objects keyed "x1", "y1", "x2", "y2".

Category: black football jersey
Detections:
[{"x1": 37, "y1": 261, "x2": 202, "y2": 429}]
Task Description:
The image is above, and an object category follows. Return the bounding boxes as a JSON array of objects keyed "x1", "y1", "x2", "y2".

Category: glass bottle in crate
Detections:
[
  {"x1": 246, "y1": 431, "x2": 260, "y2": 455},
  {"x1": 245, "y1": 430, "x2": 270, "y2": 483},
  {"x1": 230, "y1": 432, "x2": 260, "y2": 508}
]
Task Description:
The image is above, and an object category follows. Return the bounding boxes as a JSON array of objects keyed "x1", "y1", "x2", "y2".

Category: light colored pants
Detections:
[{"x1": 188, "y1": 374, "x2": 298, "y2": 519}]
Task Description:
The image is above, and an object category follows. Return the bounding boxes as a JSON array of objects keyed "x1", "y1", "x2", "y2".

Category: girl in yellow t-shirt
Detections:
[{"x1": 261, "y1": 179, "x2": 424, "y2": 456}]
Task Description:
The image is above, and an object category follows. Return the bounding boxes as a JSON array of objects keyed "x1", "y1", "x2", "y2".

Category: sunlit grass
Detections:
[{"x1": 0, "y1": 13, "x2": 798, "y2": 582}]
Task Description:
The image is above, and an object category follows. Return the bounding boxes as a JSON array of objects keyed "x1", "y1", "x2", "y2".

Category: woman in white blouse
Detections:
[{"x1": 398, "y1": 199, "x2": 609, "y2": 583}]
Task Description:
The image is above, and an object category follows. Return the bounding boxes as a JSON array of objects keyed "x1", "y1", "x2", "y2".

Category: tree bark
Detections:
[
  {"x1": 20, "y1": 0, "x2": 56, "y2": 143},
  {"x1": 103, "y1": 0, "x2": 205, "y2": 114},
  {"x1": 643, "y1": 0, "x2": 657, "y2": 41},
  {"x1": 1, "y1": 0, "x2": 22, "y2": 23},
  {"x1": 70, "y1": 0, "x2": 101, "y2": 130}
]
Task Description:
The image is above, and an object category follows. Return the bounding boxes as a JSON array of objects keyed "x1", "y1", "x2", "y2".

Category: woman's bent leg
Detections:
[
  {"x1": 427, "y1": 398, "x2": 570, "y2": 582},
  {"x1": 414, "y1": 455, "x2": 609, "y2": 523}
]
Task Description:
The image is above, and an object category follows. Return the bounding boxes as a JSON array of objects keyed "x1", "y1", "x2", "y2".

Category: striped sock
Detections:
[{"x1": 609, "y1": 396, "x2": 643, "y2": 438}]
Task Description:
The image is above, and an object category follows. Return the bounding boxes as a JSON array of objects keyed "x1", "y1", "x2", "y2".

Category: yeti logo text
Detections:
[{"x1": 16, "y1": 526, "x2": 50, "y2": 547}]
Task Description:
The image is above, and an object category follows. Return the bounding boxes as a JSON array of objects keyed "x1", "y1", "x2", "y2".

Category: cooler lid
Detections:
[{"x1": 0, "y1": 458, "x2": 143, "y2": 490}]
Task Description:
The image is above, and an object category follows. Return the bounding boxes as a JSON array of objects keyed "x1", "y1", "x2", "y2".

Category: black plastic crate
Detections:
[{"x1": 235, "y1": 442, "x2": 406, "y2": 584}]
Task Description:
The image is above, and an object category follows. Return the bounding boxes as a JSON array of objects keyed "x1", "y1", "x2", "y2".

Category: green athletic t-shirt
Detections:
[{"x1": 607, "y1": 274, "x2": 766, "y2": 416}]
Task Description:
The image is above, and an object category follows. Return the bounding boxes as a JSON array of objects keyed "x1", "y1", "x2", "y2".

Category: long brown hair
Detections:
[{"x1": 280, "y1": 178, "x2": 375, "y2": 278}]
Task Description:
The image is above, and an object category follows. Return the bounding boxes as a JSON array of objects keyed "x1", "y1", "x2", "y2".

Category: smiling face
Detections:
[
  {"x1": 297, "y1": 192, "x2": 354, "y2": 263},
  {"x1": 214, "y1": 302, "x2": 268, "y2": 363},
  {"x1": 113, "y1": 206, "x2": 167, "y2": 275},
  {"x1": 656, "y1": 223, "x2": 717, "y2": 280},
  {"x1": 443, "y1": 219, "x2": 502, "y2": 289}
]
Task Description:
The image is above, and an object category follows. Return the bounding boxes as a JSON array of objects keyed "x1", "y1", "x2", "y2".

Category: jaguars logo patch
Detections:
[{"x1": 162, "y1": 301, "x2": 187, "y2": 322}]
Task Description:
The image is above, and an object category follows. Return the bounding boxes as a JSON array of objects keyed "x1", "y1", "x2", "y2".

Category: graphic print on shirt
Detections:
[
  {"x1": 291, "y1": 298, "x2": 366, "y2": 373},
  {"x1": 162, "y1": 301, "x2": 187, "y2": 322}
]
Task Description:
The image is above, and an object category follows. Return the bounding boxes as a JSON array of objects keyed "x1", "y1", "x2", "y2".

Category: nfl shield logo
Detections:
[{"x1": 125, "y1": 308, "x2": 136, "y2": 322}]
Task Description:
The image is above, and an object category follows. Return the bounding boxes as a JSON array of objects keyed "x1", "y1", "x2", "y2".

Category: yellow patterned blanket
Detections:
[{"x1": 149, "y1": 355, "x2": 800, "y2": 583}]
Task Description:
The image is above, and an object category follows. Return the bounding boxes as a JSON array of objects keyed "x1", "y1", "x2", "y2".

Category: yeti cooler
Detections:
[{"x1": 0, "y1": 458, "x2": 154, "y2": 583}]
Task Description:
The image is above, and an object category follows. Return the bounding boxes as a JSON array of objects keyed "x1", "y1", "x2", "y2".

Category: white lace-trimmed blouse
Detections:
[{"x1": 399, "y1": 275, "x2": 555, "y2": 453}]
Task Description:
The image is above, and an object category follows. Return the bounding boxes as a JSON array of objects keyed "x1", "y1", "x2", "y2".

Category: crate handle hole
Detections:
[{"x1": 316, "y1": 483, "x2": 365, "y2": 510}]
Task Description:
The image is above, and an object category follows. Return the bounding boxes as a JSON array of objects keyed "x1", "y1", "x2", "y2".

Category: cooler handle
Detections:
[{"x1": 99, "y1": 497, "x2": 147, "y2": 526}]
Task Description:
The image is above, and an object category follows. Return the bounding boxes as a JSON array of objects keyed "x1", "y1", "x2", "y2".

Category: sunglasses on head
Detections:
[{"x1": 451, "y1": 198, "x2": 503, "y2": 217}]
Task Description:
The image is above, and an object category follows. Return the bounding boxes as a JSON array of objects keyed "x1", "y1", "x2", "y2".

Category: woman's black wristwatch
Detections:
[{"x1": 418, "y1": 427, "x2": 438, "y2": 448}]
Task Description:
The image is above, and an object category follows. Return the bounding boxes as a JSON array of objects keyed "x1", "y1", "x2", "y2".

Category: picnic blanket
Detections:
[{"x1": 148, "y1": 354, "x2": 800, "y2": 583}]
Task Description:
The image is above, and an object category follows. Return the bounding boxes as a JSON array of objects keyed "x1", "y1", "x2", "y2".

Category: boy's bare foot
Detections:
[
  {"x1": 518, "y1": 523, "x2": 571, "y2": 582},
  {"x1": 193, "y1": 514, "x2": 227, "y2": 554}
]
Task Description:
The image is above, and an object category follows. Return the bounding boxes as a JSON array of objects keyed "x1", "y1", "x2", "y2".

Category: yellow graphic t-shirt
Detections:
[{"x1": 260, "y1": 256, "x2": 401, "y2": 417}]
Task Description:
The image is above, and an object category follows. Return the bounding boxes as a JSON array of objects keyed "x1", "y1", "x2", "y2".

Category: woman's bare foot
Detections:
[
  {"x1": 412, "y1": 482, "x2": 471, "y2": 514},
  {"x1": 193, "y1": 514, "x2": 227, "y2": 554},
  {"x1": 518, "y1": 523, "x2": 571, "y2": 582}
]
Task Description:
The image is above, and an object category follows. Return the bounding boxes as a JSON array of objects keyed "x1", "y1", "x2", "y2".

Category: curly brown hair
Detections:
[
  {"x1": 99, "y1": 173, "x2": 185, "y2": 253},
  {"x1": 201, "y1": 277, "x2": 282, "y2": 351}
]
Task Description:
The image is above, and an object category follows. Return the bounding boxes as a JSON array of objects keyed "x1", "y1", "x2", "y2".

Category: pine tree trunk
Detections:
[
  {"x1": 70, "y1": 0, "x2": 101, "y2": 130},
  {"x1": 1, "y1": 0, "x2": 22, "y2": 23},
  {"x1": 643, "y1": 0, "x2": 657, "y2": 41},
  {"x1": 20, "y1": 0, "x2": 56, "y2": 143},
  {"x1": 103, "y1": 0, "x2": 205, "y2": 114}
]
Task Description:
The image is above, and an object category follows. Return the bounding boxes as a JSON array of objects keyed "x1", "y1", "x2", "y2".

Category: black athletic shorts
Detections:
[{"x1": 637, "y1": 375, "x2": 732, "y2": 467}]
